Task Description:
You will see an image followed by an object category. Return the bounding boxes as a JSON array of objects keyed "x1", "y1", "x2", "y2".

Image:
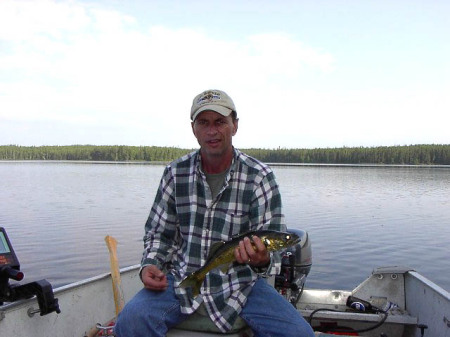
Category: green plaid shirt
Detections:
[{"x1": 141, "y1": 148, "x2": 286, "y2": 332}]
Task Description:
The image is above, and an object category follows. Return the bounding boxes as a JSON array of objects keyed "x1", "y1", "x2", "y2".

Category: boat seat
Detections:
[
  {"x1": 174, "y1": 304, "x2": 248, "y2": 334},
  {"x1": 314, "y1": 333, "x2": 356, "y2": 337}
]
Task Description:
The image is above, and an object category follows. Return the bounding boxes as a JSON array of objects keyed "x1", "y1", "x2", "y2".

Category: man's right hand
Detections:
[{"x1": 141, "y1": 265, "x2": 168, "y2": 291}]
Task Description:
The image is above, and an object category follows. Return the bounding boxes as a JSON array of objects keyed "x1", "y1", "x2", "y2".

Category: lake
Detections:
[{"x1": 1, "y1": 161, "x2": 449, "y2": 292}]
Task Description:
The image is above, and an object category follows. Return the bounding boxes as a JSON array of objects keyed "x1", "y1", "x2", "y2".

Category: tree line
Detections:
[{"x1": 0, "y1": 144, "x2": 449, "y2": 165}]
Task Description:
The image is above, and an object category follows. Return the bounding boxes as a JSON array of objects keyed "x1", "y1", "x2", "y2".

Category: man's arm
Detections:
[
  {"x1": 141, "y1": 166, "x2": 179, "y2": 280},
  {"x1": 236, "y1": 169, "x2": 285, "y2": 274}
]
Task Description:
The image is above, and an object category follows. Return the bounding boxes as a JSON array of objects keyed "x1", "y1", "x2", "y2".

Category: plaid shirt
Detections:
[{"x1": 141, "y1": 148, "x2": 286, "y2": 332}]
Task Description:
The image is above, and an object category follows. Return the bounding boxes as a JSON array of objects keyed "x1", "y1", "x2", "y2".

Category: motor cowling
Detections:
[{"x1": 274, "y1": 229, "x2": 312, "y2": 305}]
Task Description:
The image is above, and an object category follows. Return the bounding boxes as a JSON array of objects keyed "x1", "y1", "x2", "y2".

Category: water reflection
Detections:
[{"x1": 1, "y1": 162, "x2": 449, "y2": 292}]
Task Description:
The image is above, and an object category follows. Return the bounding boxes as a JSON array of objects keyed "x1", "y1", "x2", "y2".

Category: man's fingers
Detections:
[
  {"x1": 246, "y1": 236, "x2": 269, "y2": 265},
  {"x1": 252, "y1": 236, "x2": 266, "y2": 252},
  {"x1": 142, "y1": 265, "x2": 168, "y2": 291},
  {"x1": 234, "y1": 236, "x2": 270, "y2": 266},
  {"x1": 235, "y1": 241, "x2": 250, "y2": 263}
]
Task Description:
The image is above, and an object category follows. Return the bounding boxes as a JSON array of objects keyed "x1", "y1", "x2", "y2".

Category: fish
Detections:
[{"x1": 179, "y1": 230, "x2": 300, "y2": 296}]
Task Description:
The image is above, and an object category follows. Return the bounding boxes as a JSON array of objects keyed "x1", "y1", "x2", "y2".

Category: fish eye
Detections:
[
  {"x1": 264, "y1": 238, "x2": 271, "y2": 246},
  {"x1": 286, "y1": 235, "x2": 291, "y2": 240}
]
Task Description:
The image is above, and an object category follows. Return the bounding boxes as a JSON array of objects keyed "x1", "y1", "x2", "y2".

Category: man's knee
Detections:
[{"x1": 115, "y1": 300, "x2": 142, "y2": 329}]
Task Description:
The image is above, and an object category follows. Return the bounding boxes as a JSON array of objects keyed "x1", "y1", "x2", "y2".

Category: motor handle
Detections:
[{"x1": 0, "y1": 266, "x2": 24, "y2": 281}]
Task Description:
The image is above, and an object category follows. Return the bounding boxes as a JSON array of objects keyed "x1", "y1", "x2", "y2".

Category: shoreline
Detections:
[{"x1": 1, "y1": 160, "x2": 448, "y2": 168}]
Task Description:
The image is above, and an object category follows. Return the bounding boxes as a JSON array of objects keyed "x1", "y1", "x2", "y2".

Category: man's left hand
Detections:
[{"x1": 234, "y1": 235, "x2": 270, "y2": 267}]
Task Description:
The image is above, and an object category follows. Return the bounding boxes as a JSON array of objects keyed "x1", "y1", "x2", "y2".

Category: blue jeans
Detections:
[{"x1": 115, "y1": 274, "x2": 314, "y2": 337}]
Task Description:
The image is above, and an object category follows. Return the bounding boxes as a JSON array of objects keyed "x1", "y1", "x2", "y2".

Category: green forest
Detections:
[{"x1": 0, "y1": 144, "x2": 449, "y2": 165}]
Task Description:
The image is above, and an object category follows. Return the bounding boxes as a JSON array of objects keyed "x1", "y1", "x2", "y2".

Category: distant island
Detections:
[{"x1": 0, "y1": 144, "x2": 449, "y2": 165}]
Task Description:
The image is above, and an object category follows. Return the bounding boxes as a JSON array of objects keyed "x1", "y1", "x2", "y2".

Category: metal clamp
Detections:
[{"x1": 95, "y1": 323, "x2": 115, "y2": 336}]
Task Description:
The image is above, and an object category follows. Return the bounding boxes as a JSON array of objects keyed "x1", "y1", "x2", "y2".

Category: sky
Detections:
[{"x1": 1, "y1": 0, "x2": 449, "y2": 149}]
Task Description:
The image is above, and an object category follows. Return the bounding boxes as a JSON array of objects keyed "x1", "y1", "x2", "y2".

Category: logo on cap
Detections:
[{"x1": 197, "y1": 90, "x2": 222, "y2": 106}]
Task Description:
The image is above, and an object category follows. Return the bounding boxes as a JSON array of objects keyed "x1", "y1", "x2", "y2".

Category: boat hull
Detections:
[
  {"x1": 1, "y1": 266, "x2": 449, "y2": 337},
  {"x1": 0, "y1": 265, "x2": 142, "y2": 337}
]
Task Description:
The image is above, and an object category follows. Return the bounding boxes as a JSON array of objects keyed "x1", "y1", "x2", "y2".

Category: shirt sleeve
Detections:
[
  {"x1": 141, "y1": 166, "x2": 179, "y2": 271},
  {"x1": 250, "y1": 169, "x2": 286, "y2": 276}
]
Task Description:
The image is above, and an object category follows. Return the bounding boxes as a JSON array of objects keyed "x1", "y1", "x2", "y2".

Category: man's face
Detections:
[{"x1": 191, "y1": 110, "x2": 238, "y2": 158}]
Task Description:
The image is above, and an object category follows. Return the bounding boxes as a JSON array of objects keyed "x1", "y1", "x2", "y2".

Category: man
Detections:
[{"x1": 115, "y1": 89, "x2": 314, "y2": 337}]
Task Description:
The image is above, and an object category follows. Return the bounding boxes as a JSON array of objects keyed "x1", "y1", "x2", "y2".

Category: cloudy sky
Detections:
[{"x1": 1, "y1": 0, "x2": 449, "y2": 149}]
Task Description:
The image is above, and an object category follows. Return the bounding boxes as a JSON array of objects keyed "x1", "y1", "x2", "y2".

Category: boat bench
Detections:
[
  {"x1": 314, "y1": 333, "x2": 354, "y2": 337},
  {"x1": 173, "y1": 305, "x2": 250, "y2": 335},
  {"x1": 314, "y1": 333, "x2": 361, "y2": 337}
]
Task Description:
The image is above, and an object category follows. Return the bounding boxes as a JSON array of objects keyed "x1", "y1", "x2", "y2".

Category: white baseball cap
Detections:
[{"x1": 190, "y1": 89, "x2": 236, "y2": 121}]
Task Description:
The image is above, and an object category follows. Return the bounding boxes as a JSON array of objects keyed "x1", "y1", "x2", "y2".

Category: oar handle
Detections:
[{"x1": 105, "y1": 235, "x2": 125, "y2": 316}]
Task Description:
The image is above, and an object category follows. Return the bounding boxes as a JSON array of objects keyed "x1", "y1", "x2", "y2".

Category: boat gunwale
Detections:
[{"x1": 0, "y1": 264, "x2": 141, "y2": 312}]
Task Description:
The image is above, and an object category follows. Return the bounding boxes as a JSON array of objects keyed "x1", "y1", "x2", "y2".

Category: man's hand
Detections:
[
  {"x1": 141, "y1": 265, "x2": 168, "y2": 291},
  {"x1": 234, "y1": 235, "x2": 270, "y2": 267}
]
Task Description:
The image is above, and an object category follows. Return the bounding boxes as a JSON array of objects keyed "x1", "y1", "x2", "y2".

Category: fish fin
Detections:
[
  {"x1": 231, "y1": 231, "x2": 253, "y2": 240},
  {"x1": 207, "y1": 241, "x2": 226, "y2": 260},
  {"x1": 179, "y1": 273, "x2": 203, "y2": 297},
  {"x1": 219, "y1": 263, "x2": 232, "y2": 273}
]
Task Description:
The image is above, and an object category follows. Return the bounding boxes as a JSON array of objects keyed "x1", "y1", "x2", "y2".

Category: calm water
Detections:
[{"x1": 1, "y1": 161, "x2": 449, "y2": 292}]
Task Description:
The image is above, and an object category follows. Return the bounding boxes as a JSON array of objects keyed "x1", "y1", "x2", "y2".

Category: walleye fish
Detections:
[{"x1": 179, "y1": 230, "x2": 300, "y2": 296}]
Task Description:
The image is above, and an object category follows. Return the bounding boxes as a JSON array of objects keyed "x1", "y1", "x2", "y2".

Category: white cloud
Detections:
[
  {"x1": 1, "y1": 0, "x2": 447, "y2": 148},
  {"x1": 0, "y1": 0, "x2": 91, "y2": 41},
  {"x1": 0, "y1": 0, "x2": 335, "y2": 147},
  {"x1": 245, "y1": 33, "x2": 335, "y2": 75}
]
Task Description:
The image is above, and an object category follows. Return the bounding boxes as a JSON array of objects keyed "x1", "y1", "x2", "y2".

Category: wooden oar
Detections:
[{"x1": 105, "y1": 235, "x2": 125, "y2": 316}]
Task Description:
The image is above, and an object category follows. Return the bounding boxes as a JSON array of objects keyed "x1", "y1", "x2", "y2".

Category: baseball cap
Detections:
[{"x1": 190, "y1": 89, "x2": 236, "y2": 121}]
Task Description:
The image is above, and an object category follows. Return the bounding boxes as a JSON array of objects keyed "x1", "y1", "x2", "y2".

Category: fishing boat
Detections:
[{"x1": 1, "y1": 227, "x2": 449, "y2": 337}]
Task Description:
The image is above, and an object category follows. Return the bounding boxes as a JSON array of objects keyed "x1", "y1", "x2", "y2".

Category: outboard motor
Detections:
[
  {"x1": 274, "y1": 229, "x2": 312, "y2": 306},
  {"x1": 0, "y1": 227, "x2": 60, "y2": 316}
]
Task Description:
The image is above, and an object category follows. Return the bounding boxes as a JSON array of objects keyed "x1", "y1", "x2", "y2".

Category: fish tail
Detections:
[{"x1": 179, "y1": 272, "x2": 203, "y2": 296}]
